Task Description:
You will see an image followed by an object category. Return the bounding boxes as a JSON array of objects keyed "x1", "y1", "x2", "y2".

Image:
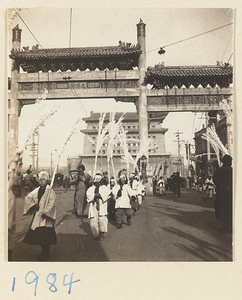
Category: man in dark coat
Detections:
[
  {"x1": 213, "y1": 154, "x2": 232, "y2": 231},
  {"x1": 174, "y1": 172, "x2": 181, "y2": 197}
]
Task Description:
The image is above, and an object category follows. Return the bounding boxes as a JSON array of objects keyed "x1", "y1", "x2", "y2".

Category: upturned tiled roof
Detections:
[
  {"x1": 145, "y1": 64, "x2": 233, "y2": 88},
  {"x1": 9, "y1": 45, "x2": 141, "y2": 72},
  {"x1": 10, "y1": 45, "x2": 142, "y2": 60},
  {"x1": 83, "y1": 112, "x2": 138, "y2": 122},
  {"x1": 83, "y1": 112, "x2": 168, "y2": 124},
  {"x1": 146, "y1": 65, "x2": 232, "y2": 77}
]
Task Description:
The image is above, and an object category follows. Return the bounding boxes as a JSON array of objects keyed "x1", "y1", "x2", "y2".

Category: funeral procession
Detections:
[{"x1": 7, "y1": 8, "x2": 233, "y2": 263}]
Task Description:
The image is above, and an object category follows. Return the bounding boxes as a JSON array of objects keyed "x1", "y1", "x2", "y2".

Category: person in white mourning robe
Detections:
[
  {"x1": 23, "y1": 171, "x2": 57, "y2": 261},
  {"x1": 86, "y1": 173, "x2": 111, "y2": 241}
]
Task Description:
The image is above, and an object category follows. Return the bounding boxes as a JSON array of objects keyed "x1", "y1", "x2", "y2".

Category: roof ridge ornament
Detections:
[
  {"x1": 216, "y1": 60, "x2": 231, "y2": 68},
  {"x1": 32, "y1": 44, "x2": 39, "y2": 51}
]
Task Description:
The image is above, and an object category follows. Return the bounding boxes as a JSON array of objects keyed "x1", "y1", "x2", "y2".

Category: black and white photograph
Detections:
[{"x1": 2, "y1": 2, "x2": 242, "y2": 299}]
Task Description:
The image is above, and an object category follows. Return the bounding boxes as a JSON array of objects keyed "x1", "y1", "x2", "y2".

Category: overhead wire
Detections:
[
  {"x1": 146, "y1": 22, "x2": 233, "y2": 54},
  {"x1": 66, "y1": 8, "x2": 89, "y2": 118},
  {"x1": 221, "y1": 32, "x2": 233, "y2": 62},
  {"x1": 227, "y1": 52, "x2": 233, "y2": 64},
  {"x1": 16, "y1": 12, "x2": 43, "y2": 49}
]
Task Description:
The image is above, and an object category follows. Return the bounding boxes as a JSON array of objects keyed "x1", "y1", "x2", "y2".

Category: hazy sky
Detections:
[{"x1": 7, "y1": 7, "x2": 233, "y2": 169}]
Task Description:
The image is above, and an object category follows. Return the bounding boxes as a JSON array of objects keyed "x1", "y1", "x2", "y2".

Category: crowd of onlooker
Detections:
[{"x1": 152, "y1": 172, "x2": 218, "y2": 201}]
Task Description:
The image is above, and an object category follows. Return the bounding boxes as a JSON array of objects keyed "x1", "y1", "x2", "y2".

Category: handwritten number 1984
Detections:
[{"x1": 12, "y1": 272, "x2": 80, "y2": 296}]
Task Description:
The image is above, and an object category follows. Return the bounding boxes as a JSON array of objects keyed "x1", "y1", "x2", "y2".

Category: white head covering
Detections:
[
  {"x1": 38, "y1": 171, "x2": 50, "y2": 180},
  {"x1": 93, "y1": 173, "x2": 102, "y2": 183}
]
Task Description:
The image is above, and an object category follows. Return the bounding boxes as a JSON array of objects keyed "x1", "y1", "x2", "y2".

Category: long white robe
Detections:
[
  {"x1": 86, "y1": 185, "x2": 111, "y2": 218},
  {"x1": 23, "y1": 185, "x2": 57, "y2": 230},
  {"x1": 112, "y1": 184, "x2": 135, "y2": 209}
]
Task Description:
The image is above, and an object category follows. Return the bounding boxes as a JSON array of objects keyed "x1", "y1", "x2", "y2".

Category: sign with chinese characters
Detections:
[
  {"x1": 19, "y1": 80, "x2": 138, "y2": 91},
  {"x1": 147, "y1": 95, "x2": 229, "y2": 106}
]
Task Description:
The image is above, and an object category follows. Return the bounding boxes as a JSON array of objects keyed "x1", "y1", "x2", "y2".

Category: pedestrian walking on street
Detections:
[
  {"x1": 23, "y1": 171, "x2": 57, "y2": 261},
  {"x1": 112, "y1": 173, "x2": 136, "y2": 229},
  {"x1": 174, "y1": 172, "x2": 181, "y2": 197},
  {"x1": 129, "y1": 173, "x2": 139, "y2": 213},
  {"x1": 157, "y1": 176, "x2": 166, "y2": 196},
  {"x1": 204, "y1": 175, "x2": 215, "y2": 202},
  {"x1": 11, "y1": 171, "x2": 23, "y2": 198},
  {"x1": 63, "y1": 176, "x2": 71, "y2": 192},
  {"x1": 152, "y1": 176, "x2": 157, "y2": 194},
  {"x1": 23, "y1": 169, "x2": 36, "y2": 196},
  {"x1": 213, "y1": 154, "x2": 233, "y2": 231},
  {"x1": 197, "y1": 176, "x2": 203, "y2": 193},
  {"x1": 137, "y1": 176, "x2": 145, "y2": 207},
  {"x1": 102, "y1": 171, "x2": 109, "y2": 186},
  {"x1": 71, "y1": 163, "x2": 93, "y2": 218},
  {"x1": 107, "y1": 177, "x2": 116, "y2": 220},
  {"x1": 186, "y1": 177, "x2": 190, "y2": 190},
  {"x1": 86, "y1": 173, "x2": 111, "y2": 241}
]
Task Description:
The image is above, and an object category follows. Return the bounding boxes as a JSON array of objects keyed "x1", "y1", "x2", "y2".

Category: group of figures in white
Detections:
[{"x1": 22, "y1": 163, "x2": 145, "y2": 261}]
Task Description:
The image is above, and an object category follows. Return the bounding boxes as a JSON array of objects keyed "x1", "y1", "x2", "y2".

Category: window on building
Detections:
[
  {"x1": 117, "y1": 150, "x2": 120, "y2": 154},
  {"x1": 153, "y1": 136, "x2": 156, "y2": 139},
  {"x1": 133, "y1": 126, "x2": 136, "y2": 129},
  {"x1": 133, "y1": 150, "x2": 136, "y2": 153},
  {"x1": 93, "y1": 126, "x2": 95, "y2": 129},
  {"x1": 102, "y1": 150, "x2": 105, "y2": 154},
  {"x1": 113, "y1": 150, "x2": 116, "y2": 154},
  {"x1": 128, "y1": 126, "x2": 131, "y2": 129},
  {"x1": 152, "y1": 125, "x2": 155, "y2": 128},
  {"x1": 93, "y1": 150, "x2": 95, "y2": 154}
]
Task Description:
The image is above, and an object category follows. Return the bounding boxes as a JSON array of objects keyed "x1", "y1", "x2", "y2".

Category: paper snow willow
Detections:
[
  {"x1": 9, "y1": 89, "x2": 58, "y2": 190},
  {"x1": 106, "y1": 113, "x2": 124, "y2": 181},
  {"x1": 93, "y1": 113, "x2": 110, "y2": 175},
  {"x1": 201, "y1": 97, "x2": 232, "y2": 166},
  {"x1": 18, "y1": 89, "x2": 59, "y2": 152},
  {"x1": 202, "y1": 123, "x2": 230, "y2": 167},
  {"x1": 49, "y1": 117, "x2": 82, "y2": 190}
]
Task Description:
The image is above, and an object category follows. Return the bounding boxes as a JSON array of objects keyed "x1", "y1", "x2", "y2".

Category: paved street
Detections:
[{"x1": 11, "y1": 188, "x2": 232, "y2": 262}]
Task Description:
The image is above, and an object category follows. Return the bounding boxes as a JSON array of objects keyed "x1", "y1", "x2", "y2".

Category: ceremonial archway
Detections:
[{"x1": 9, "y1": 20, "x2": 233, "y2": 165}]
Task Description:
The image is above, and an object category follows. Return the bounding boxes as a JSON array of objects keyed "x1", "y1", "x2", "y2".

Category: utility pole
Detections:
[
  {"x1": 29, "y1": 130, "x2": 39, "y2": 172},
  {"x1": 205, "y1": 113, "x2": 210, "y2": 161},
  {"x1": 173, "y1": 130, "x2": 185, "y2": 175},
  {"x1": 185, "y1": 140, "x2": 192, "y2": 177}
]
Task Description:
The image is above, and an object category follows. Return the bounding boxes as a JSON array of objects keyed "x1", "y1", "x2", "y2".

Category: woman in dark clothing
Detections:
[
  {"x1": 213, "y1": 154, "x2": 233, "y2": 231},
  {"x1": 71, "y1": 163, "x2": 93, "y2": 217}
]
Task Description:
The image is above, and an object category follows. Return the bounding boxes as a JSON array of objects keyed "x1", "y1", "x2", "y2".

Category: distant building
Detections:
[{"x1": 68, "y1": 112, "x2": 171, "y2": 177}]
